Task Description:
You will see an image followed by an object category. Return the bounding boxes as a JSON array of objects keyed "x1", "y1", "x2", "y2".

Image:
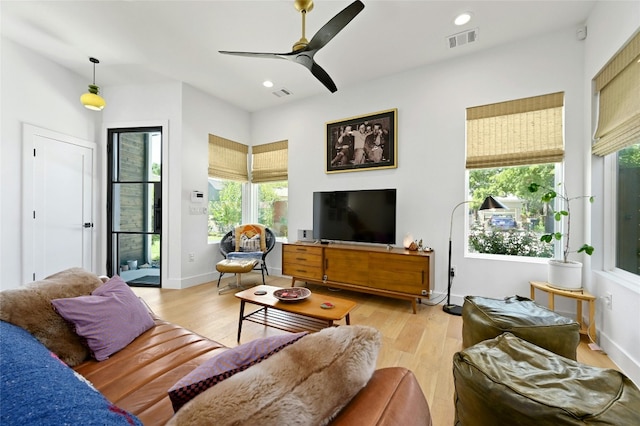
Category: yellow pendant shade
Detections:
[
  {"x1": 81, "y1": 58, "x2": 106, "y2": 111},
  {"x1": 80, "y1": 85, "x2": 106, "y2": 110}
]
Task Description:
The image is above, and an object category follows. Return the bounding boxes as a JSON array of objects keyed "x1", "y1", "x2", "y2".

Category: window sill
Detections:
[
  {"x1": 593, "y1": 270, "x2": 640, "y2": 295},
  {"x1": 465, "y1": 252, "x2": 551, "y2": 265}
]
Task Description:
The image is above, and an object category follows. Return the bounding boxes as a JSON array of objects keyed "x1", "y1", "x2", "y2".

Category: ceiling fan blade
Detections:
[
  {"x1": 219, "y1": 1, "x2": 363, "y2": 93},
  {"x1": 219, "y1": 50, "x2": 286, "y2": 59},
  {"x1": 307, "y1": 0, "x2": 364, "y2": 51},
  {"x1": 310, "y1": 61, "x2": 337, "y2": 93}
]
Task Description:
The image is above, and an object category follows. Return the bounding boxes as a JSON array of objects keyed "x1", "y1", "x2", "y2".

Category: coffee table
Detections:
[{"x1": 234, "y1": 285, "x2": 357, "y2": 342}]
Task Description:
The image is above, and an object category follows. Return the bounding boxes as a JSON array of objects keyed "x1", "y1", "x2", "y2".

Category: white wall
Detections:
[
  {"x1": 585, "y1": 1, "x2": 640, "y2": 385},
  {"x1": 0, "y1": 39, "x2": 251, "y2": 291},
  {"x1": 180, "y1": 83, "x2": 251, "y2": 286},
  {"x1": 252, "y1": 27, "x2": 586, "y2": 306},
  {"x1": 101, "y1": 82, "x2": 184, "y2": 288},
  {"x1": 0, "y1": 38, "x2": 100, "y2": 289},
  {"x1": 101, "y1": 82, "x2": 251, "y2": 289}
]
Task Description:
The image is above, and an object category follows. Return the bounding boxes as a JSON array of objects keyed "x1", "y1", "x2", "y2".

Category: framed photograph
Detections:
[{"x1": 325, "y1": 108, "x2": 397, "y2": 173}]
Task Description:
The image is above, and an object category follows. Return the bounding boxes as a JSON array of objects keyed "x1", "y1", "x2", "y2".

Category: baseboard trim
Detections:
[
  {"x1": 599, "y1": 331, "x2": 640, "y2": 387},
  {"x1": 172, "y1": 267, "x2": 287, "y2": 290}
]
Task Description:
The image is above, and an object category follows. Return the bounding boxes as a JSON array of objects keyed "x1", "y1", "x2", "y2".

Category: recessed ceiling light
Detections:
[
  {"x1": 263, "y1": 80, "x2": 274, "y2": 88},
  {"x1": 454, "y1": 12, "x2": 472, "y2": 26}
]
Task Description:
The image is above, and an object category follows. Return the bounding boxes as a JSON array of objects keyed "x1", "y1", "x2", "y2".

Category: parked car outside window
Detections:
[{"x1": 490, "y1": 215, "x2": 517, "y2": 229}]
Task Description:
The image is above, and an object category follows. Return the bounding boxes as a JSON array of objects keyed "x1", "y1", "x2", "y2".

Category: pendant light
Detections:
[{"x1": 80, "y1": 57, "x2": 106, "y2": 111}]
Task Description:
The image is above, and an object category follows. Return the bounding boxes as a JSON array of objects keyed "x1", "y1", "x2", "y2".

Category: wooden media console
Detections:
[{"x1": 282, "y1": 242, "x2": 434, "y2": 313}]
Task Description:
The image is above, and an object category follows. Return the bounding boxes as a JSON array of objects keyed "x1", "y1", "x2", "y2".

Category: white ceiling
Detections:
[{"x1": 1, "y1": 0, "x2": 597, "y2": 112}]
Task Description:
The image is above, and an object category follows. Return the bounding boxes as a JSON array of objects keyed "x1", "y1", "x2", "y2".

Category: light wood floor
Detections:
[{"x1": 132, "y1": 273, "x2": 619, "y2": 426}]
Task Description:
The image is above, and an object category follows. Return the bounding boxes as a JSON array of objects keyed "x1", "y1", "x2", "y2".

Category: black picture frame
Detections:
[{"x1": 325, "y1": 108, "x2": 398, "y2": 173}]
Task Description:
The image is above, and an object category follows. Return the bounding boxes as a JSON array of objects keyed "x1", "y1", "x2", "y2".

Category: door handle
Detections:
[{"x1": 83, "y1": 222, "x2": 94, "y2": 228}]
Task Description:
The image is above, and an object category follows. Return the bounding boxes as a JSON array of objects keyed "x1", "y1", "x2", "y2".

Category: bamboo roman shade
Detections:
[
  {"x1": 592, "y1": 32, "x2": 640, "y2": 156},
  {"x1": 208, "y1": 134, "x2": 248, "y2": 182},
  {"x1": 251, "y1": 140, "x2": 288, "y2": 183},
  {"x1": 466, "y1": 92, "x2": 565, "y2": 169}
]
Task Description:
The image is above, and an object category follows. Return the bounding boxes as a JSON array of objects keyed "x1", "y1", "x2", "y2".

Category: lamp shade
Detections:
[
  {"x1": 479, "y1": 195, "x2": 508, "y2": 211},
  {"x1": 81, "y1": 57, "x2": 105, "y2": 111},
  {"x1": 80, "y1": 85, "x2": 106, "y2": 111}
]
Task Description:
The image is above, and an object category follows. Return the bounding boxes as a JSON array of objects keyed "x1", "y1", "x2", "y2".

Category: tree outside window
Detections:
[
  {"x1": 208, "y1": 178, "x2": 242, "y2": 242},
  {"x1": 257, "y1": 181, "x2": 288, "y2": 239},
  {"x1": 207, "y1": 178, "x2": 288, "y2": 242}
]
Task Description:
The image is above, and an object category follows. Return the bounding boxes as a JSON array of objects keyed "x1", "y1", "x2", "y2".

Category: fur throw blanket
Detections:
[
  {"x1": 167, "y1": 325, "x2": 382, "y2": 426},
  {"x1": 0, "y1": 268, "x2": 104, "y2": 366}
]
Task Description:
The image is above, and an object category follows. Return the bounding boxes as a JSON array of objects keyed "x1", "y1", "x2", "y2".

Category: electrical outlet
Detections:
[
  {"x1": 604, "y1": 292, "x2": 612, "y2": 310},
  {"x1": 450, "y1": 266, "x2": 456, "y2": 277},
  {"x1": 421, "y1": 289, "x2": 427, "y2": 296},
  {"x1": 188, "y1": 252, "x2": 195, "y2": 262}
]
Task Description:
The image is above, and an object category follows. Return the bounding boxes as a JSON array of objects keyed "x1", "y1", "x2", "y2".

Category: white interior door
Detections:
[{"x1": 22, "y1": 124, "x2": 95, "y2": 282}]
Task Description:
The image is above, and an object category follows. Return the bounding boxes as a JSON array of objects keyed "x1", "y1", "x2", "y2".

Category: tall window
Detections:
[
  {"x1": 252, "y1": 141, "x2": 288, "y2": 239},
  {"x1": 207, "y1": 136, "x2": 289, "y2": 242},
  {"x1": 208, "y1": 178, "x2": 243, "y2": 240},
  {"x1": 593, "y1": 32, "x2": 639, "y2": 277},
  {"x1": 207, "y1": 135, "x2": 248, "y2": 242},
  {"x1": 256, "y1": 181, "x2": 288, "y2": 238},
  {"x1": 615, "y1": 144, "x2": 640, "y2": 275},
  {"x1": 468, "y1": 164, "x2": 557, "y2": 258},
  {"x1": 466, "y1": 92, "x2": 564, "y2": 258}
]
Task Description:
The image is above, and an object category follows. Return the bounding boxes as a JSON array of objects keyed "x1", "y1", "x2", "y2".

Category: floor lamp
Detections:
[{"x1": 443, "y1": 195, "x2": 508, "y2": 316}]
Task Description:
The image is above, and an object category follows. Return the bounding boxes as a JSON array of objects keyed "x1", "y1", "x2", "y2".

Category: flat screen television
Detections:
[{"x1": 313, "y1": 189, "x2": 396, "y2": 245}]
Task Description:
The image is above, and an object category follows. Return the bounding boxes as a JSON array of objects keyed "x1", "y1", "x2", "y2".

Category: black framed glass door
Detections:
[{"x1": 107, "y1": 127, "x2": 162, "y2": 287}]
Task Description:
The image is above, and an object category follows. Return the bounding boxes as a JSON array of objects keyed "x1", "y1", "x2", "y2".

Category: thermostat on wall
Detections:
[{"x1": 191, "y1": 191, "x2": 204, "y2": 202}]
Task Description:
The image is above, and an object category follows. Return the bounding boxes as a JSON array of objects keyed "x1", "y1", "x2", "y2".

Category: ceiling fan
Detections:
[{"x1": 219, "y1": 0, "x2": 365, "y2": 93}]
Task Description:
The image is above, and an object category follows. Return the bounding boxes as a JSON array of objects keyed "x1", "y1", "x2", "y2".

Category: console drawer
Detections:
[{"x1": 282, "y1": 244, "x2": 323, "y2": 280}]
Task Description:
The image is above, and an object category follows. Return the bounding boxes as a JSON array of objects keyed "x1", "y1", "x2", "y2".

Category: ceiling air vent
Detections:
[
  {"x1": 447, "y1": 28, "x2": 478, "y2": 49},
  {"x1": 272, "y1": 88, "x2": 293, "y2": 98}
]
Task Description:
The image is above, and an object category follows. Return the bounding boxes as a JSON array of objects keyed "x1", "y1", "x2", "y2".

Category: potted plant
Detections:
[{"x1": 528, "y1": 182, "x2": 594, "y2": 289}]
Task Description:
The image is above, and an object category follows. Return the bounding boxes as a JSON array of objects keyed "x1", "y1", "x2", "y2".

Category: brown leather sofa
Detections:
[
  {"x1": 74, "y1": 317, "x2": 432, "y2": 425},
  {"x1": 0, "y1": 268, "x2": 431, "y2": 425}
]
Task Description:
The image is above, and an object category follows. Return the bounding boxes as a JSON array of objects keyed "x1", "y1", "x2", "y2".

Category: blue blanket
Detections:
[
  {"x1": 0, "y1": 321, "x2": 142, "y2": 425},
  {"x1": 227, "y1": 251, "x2": 263, "y2": 261}
]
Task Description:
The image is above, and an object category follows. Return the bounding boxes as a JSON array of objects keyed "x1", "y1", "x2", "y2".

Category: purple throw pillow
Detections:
[
  {"x1": 51, "y1": 275, "x2": 154, "y2": 361},
  {"x1": 168, "y1": 332, "x2": 308, "y2": 412}
]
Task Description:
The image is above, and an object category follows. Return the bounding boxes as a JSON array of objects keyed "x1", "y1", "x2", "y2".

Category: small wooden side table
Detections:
[{"x1": 529, "y1": 281, "x2": 596, "y2": 342}]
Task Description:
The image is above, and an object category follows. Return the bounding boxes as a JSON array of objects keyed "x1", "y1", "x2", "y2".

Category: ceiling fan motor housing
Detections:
[{"x1": 294, "y1": 0, "x2": 314, "y2": 13}]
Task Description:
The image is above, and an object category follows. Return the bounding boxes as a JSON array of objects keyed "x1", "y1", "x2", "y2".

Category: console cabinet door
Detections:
[
  {"x1": 369, "y1": 253, "x2": 428, "y2": 295},
  {"x1": 324, "y1": 248, "x2": 369, "y2": 286},
  {"x1": 282, "y1": 244, "x2": 323, "y2": 280}
]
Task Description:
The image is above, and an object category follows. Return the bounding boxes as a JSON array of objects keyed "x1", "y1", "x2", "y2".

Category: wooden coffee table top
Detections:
[{"x1": 235, "y1": 285, "x2": 357, "y2": 321}]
